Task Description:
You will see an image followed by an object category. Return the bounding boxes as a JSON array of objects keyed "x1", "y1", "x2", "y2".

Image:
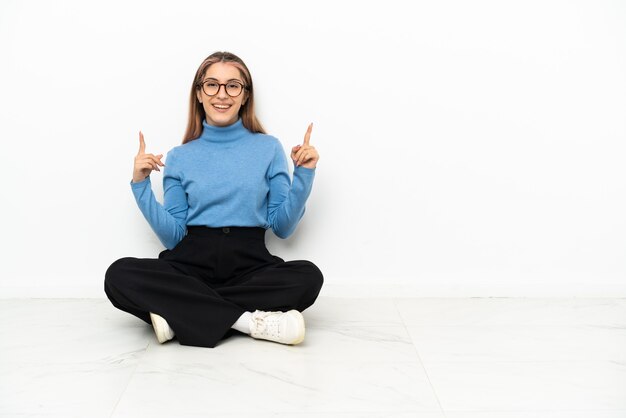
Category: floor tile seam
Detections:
[
  {"x1": 440, "y1": 408, "x2": 626, "y2": 413},
  {"x1": 29, "y1": 358, "x2": 617, "y2": 367},
  {"x1": 417, "y1": 358, "x2": 626, "y2": 364},
  {"x1": 240, "y1": 413, "x2": 444, "y2": 416},
  {"x1": 307, "y1": 323, "x2": 410, "y2": 327},
  {"x1": 217, "y1": 404, "x2": 446, "y2": 414},
  {"x1": 0, "y1": 345, "x2": 152, "y2": 367},
  {"x1": 392, "y1": 298, "x2": 447, "y2": 417},
  {"x1": 108, "y1": 340, "x2": 151, "y2": 418},
  {"x1": 414, "y1": 359, "x2": 626, "y2": 368},
  {"x1": 128, "y1": 359, "x2": 435, "y2": 368},
  {"x1": 402, "y1": 324, "x2": 626, "y2": 332},
  {"x1": 217, "y1": 408, "x2": 444, "y2": 415},
  {"x1": 0, "y1": 360, "x2": 147, "y2": 368},
  {"x1": 401, "y1": 323, "x2": 626, "y2": 327},
  {"x1": 398, "y1": 322, "x2": 626, "y2": 331}
]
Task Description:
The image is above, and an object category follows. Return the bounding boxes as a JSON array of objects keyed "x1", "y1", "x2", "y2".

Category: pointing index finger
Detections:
[
  {"x1": 138, "y1": 131, "x2": 146, "y2": 155},
  {"x1": 303, "y1": 122, "x2": 313, "y2": 146}
]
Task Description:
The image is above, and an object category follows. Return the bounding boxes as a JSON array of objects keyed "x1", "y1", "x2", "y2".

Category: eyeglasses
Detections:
[{"x1": 198, "y1": 80, "x2": 247, "y2": 97}]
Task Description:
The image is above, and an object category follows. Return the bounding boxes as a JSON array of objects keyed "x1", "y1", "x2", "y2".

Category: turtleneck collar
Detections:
[{"x1": 199, "y1": 118, "x2": 248, "y2": 145}]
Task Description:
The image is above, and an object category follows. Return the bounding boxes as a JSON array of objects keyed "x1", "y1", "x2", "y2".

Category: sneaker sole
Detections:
[{"x1": 150, "y1": 312, "x2": 174, "y2": 343}]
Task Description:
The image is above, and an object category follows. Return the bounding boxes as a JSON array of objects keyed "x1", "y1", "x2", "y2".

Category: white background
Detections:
[{"x1": 0, "y1": 0, "x2": 624, "y2": 297}]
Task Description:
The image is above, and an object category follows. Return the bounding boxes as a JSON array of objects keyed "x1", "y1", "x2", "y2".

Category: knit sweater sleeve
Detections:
[
  {"x1": 267, "y1": 139, "x2": 315, "y2": 238},
  {"x1": 129, "y1": 148, "x2": 188, "y2": 249}
]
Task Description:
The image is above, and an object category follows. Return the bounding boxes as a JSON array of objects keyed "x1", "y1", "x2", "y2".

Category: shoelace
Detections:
[{"x1": 251, "y1": 310, "x2": 282, "y2": 337}]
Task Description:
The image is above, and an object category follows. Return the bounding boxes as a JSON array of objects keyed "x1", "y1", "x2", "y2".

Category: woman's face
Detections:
[{"x1": 196, "y1": 62, "x2": 248, "y2": 127}]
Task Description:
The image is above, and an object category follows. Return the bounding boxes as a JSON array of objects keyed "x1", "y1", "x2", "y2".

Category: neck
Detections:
[{"x1": 200, "y1": 118, "x2": 247, "y2": 145}]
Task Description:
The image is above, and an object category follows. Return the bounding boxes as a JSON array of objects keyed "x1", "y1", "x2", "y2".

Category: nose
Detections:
[{"x1": 216, "y1": 84, "x2": 229, "y2": 99}]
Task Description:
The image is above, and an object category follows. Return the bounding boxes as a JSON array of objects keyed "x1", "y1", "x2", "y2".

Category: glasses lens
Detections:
[
  {"x1": 226, "y1": 82, "x2": 243, "y2": 97},
  {"x1": 203, "y1": 82, "x2": 219, "y2": 96}
]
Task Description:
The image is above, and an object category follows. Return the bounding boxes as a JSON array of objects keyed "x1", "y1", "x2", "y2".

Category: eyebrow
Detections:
[{"x1": 203, "y1": 77, "x2": 243, "y2": 83}]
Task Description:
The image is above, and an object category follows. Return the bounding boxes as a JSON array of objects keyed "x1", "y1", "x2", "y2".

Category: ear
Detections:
[{"x1": 196, "y1": 89, "x2": 203, "y2": 103}]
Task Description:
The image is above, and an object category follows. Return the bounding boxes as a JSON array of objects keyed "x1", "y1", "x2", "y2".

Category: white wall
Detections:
[{"x1": 0, "y1": 0, "x2": 624, "y2": 298}]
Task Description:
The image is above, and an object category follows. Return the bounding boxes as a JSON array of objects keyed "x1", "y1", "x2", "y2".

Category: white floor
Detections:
[{"x1": 1, "y1": 297, "x2": 625, "y2": 417}]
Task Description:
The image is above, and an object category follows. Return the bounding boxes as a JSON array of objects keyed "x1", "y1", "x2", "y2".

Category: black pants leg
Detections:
[{"x1": 104, "y1": 226, "x2": 323, "y2": 348}]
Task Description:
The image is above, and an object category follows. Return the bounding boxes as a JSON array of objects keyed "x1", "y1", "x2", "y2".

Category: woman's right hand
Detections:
[{"x1": 132, "y1": 131, "x2": 165, "y2": 183}]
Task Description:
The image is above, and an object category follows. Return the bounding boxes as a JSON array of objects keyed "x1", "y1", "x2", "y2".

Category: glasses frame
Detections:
[{"x1": 197, "y1": 80, "x2": 248, "y2": 98}]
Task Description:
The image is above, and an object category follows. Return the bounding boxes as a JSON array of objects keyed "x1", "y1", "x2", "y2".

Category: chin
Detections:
[{"x1": 208, "y1": 113, "x2": 237, "y2": 126}]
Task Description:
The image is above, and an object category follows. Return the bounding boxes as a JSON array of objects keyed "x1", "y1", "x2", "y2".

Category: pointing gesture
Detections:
[
  {"x1": 132, "y1": 131, "x2": 165, "y2": 183},
  {"x1": 290, "y1": 123, "x2": 319, "y2": 169}
]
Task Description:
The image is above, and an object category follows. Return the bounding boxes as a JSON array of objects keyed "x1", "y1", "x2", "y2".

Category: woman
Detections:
[{"x1": 104, "y1": 51, "x2": 323, "y2": 348}]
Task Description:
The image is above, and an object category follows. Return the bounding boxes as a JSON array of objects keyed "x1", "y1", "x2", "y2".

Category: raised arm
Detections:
[
  {"x1": 130, "y1": 133, "x2": 188, "y2": 249},
  {"x1": 267, "y1": 124, "x2": 319, "y2": 238}
]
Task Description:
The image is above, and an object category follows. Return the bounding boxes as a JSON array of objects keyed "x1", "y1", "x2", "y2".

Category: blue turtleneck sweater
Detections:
[{"x1": 130, "y1": 118, "x2": 316, "y2": 249}]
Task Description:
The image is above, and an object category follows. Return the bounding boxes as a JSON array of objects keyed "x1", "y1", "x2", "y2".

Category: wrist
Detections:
[{"x1": 132, "y1": 175, "x2": 149, "y2": 183}]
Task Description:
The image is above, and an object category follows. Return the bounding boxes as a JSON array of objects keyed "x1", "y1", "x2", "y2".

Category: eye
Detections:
[
  {"x1": 206, "y1": 82, "x2": 219, "y2": 88},
  {"x1": 227, "y1": 83, "x2": 241, "y2": 89}
]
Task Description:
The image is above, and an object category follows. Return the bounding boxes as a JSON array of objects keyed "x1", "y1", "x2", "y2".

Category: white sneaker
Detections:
[
  {"x1": 249, "y1": 309, "x2": 305, "y2": 345},
  {"x1": 149, "y1": 312, "x2": 175, "y2": 343}
]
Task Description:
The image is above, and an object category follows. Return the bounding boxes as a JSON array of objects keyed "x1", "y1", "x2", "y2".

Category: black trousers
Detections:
[{"x1": 104, "y1": 226, "x2": 324, "y2": 348}]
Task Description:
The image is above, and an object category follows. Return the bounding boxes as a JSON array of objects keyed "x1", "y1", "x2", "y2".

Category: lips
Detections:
[{"x1": 212, "y1": 103, "x2": 232, "y2": 112}]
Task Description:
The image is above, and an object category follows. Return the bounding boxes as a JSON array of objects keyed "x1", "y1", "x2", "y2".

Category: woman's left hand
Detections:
[{"x1": 291, "y1": 123, "x2": 319, "y2": 169}]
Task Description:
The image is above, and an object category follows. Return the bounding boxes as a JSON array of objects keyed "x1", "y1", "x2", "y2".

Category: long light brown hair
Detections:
[{"x1": 182, "y1": 51, "x2": 266, "y2": 144}]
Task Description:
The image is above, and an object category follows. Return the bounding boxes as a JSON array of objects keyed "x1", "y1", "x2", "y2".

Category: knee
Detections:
[
  {"x1": 300, "y1": 260, "x2": 324, "y2": 293},
  {"x1": 104, "y1": 257, "x2": 135, "y2": 289},
  {"x1": 293, "y1": 261, "x2": 323, "y2": 311}
]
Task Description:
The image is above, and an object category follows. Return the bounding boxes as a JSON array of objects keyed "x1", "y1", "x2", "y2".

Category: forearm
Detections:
[
  {"x1": 269, "y1": 166, "x2": 315, "y2": 238},
  {"x1": 130, "y1": 177, "x2": 186, "y2": 249}
]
